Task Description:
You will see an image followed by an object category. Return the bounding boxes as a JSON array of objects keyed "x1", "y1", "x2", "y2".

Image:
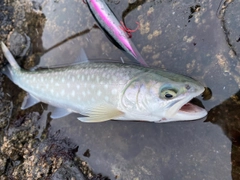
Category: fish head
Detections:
[
  {"x1": 122, "y1": 71, "x2": 207, "y2": 122},
  {"x1": 151, "y1": 72, "x2": 207, "y2": 122}
]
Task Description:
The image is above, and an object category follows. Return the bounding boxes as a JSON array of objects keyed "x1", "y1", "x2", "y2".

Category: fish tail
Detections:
[{"x1": 1, "y1": 42, "x2": 21, "y2": 70}]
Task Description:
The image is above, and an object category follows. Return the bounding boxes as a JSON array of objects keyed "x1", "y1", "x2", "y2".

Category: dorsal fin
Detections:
[{"x1": 1, "y1": 42, "x2": 21, "y2": 70}]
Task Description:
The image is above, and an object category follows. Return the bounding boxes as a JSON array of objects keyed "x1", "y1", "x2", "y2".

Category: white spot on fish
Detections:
[
  {"x1": 96, "y1": 76, "x2": 99, "y2": 82},
  {"x1": 82, "y1": 91, "x2": 86, "y2": 97},
  {"x1": 62, "y1": 78, "x2": 65, "y2": 83},
  {"x1": 61, "y1": 89, "x2": 65, "y2": 96},
  {"x1": 97, "y1": 90, "x2": 102, "y2": 96},
  {"x1": 104, "y1": 84, "x2": 108, "y2": 89},
  {"x1": 81, "y1": 76, "x2": 84, "y2": 81},
  {"x1": 51, "y1": 78, "x2": 53, "y2": 83},
  {"x1": 55, "y1": 83, "x2": 59, "y2": 86},
  {"x1": 72, "y1": 77, "x2": 75, "y2": 82},
  {"x1": 91, "y1": 84, "x2": 95, "y2": 89},
  {"x1": 91, "y1": 97, "x2": 95, "y2": 102},
  {"x1": 111, "y1": 88, "x2": 117, "y2": 95},
  {"x1": 77, "y1": 85, "x2": 80, "y2": 90},
  {"x1": 87, "y1": 75, "x2": 90, "y2": 81},
  {"x1": 72, "y1": 90, "x2": 75, "y2": 97},
  {"x1": 67, "y1": 83, "x2": 70, "y2": 88},
  {"x1": 51, "y1": 89, "x2": 54, "y2": 94},
  {"x1": 104, "y1": 96, "x2": 109, "y2": 101}
]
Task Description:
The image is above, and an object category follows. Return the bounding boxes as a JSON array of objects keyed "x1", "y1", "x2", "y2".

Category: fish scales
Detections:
[{"x1": 9, "y1": 63, "x2": 145, "y2": 112}]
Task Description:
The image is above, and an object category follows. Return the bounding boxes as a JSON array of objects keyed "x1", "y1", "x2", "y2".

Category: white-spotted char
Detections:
[{"x1": 1, "y1": 42, "x2": 207, "y2": 123}]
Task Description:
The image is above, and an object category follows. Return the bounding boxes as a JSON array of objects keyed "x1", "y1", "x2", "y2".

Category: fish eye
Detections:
[
  {"x1": 160, "y1": 89, "x2": 177, "y2": 99},
  {"x1": 185, "y1": 84, "x2": 191, "y2": 90},
  {"x1": 165, "y1": 93, "x2": 173, "y2": 99}
]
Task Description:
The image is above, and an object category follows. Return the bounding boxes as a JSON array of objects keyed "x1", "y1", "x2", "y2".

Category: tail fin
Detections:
[{"x1": 1, "y1": 42, "x2": 21, "y2": 70}]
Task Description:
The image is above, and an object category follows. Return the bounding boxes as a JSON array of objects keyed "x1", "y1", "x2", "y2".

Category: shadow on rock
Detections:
[{"x1": 206, "y1": 90, "x2": 240, "y2": 180}]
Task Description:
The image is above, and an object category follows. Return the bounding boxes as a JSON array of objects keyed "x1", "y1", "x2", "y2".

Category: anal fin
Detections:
[{"x1": 50, "y1": 107, "x2": 72, "y2": 119}]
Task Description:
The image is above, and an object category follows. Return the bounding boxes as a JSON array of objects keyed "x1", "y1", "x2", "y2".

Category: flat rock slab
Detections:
[{"x1": 1, "y1": 0, "x2": 240, "y2": 179}]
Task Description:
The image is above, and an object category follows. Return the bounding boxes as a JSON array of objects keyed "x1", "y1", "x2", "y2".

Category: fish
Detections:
[
  {"x1": 1, "y1": 42, "x2": 207, "y2": 123},
  {"x1": 85, "y1": 0, "x2": 149, "y2": 67}
]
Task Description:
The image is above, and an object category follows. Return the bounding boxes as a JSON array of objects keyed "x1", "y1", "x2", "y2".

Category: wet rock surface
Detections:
[
  {"x1": 0, "y1": 0, "x2": 109, "y2": 179},
  {"x1": 207, "y1": 90, "x2": 240, "y2": 179},
  {"x1": 0, "y1": 0, "x2": 240, "y2": 179},
  {"x1": 219, "y1": 0, "x2": 240, "y2": 60},
  {"x1": 0, "y1": 112, "x2": 102, "y2": 179}
]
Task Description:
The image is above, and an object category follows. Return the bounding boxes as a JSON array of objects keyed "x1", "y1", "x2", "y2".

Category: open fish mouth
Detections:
[
  {"x1": 167, "y1": 101, "x2": 207, "y2": 121},
  {"x1": 178, "y1": 102, "x2": 207, "y2": 119},
  {"x1": 165, "y1": 95, "x2": 207, "y2": 121}
]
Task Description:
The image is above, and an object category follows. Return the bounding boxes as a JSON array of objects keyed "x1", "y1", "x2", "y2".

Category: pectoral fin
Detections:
[
  {"x1": 77, "y1": 104, "x2": 124, "y2": 123},
  {"x1": 21, "y1": 93, "x2": 40, "y2": 109}
]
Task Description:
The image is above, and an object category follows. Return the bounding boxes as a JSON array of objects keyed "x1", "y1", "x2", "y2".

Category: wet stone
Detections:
[
  {"x1": 0, "y1": 1, "x2": 14, "y2": 66},
  {"x1": 0, "y1": 153, "x2": 7, "y2": 175},
  {"x1": 224, "y1": 0, "x2": 240, "y2": 60},
  {"x1": 8, "y1": 30, "x2": 31, "y2": 57},
  {"x1": 0, "y1": 100, "x2": 12, "y2": 129},
  {"x1": 0, "y1": 0, "x2": 103, "y2": 179},
  {"x1": 1, "y1": 0, "x2": 240, "y2": 179},
  {"x1": 83, "y1": 149, "x2": 91, "y2": 158},
  {"x1": 0, "y1": 2, "x2": 14, "y2": 36},
  {"x1": 0, "y1": 111, "x2": 92, "y2": 179},
  {"x1": 51, "y1": 160, "x2": 85, "y2": 180}
]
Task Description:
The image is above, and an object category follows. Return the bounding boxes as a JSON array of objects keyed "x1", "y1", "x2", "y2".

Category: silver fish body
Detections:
[
  {"x1": 1, "y1": 42, "x2": 207, "y2": 123},
  {"x1": 86, "y1": 0, "x2": 148, "y2": 67}
]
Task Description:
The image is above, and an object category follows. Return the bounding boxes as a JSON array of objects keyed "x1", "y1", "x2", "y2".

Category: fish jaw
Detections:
[
  {"x1": 162, "y1": 99, "x2": 207, "y2": 122},
  {"x1": 173, "y1": 103, "x2": 207, "y2": 121},
  {"x1": 116, "y1": 100, "x2": 207, "y2": 123}
]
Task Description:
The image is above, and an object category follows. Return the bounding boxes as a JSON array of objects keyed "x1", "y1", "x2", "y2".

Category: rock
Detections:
[{"x1": 0, "y1": 153, "x2": 7, "y2": 175}]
